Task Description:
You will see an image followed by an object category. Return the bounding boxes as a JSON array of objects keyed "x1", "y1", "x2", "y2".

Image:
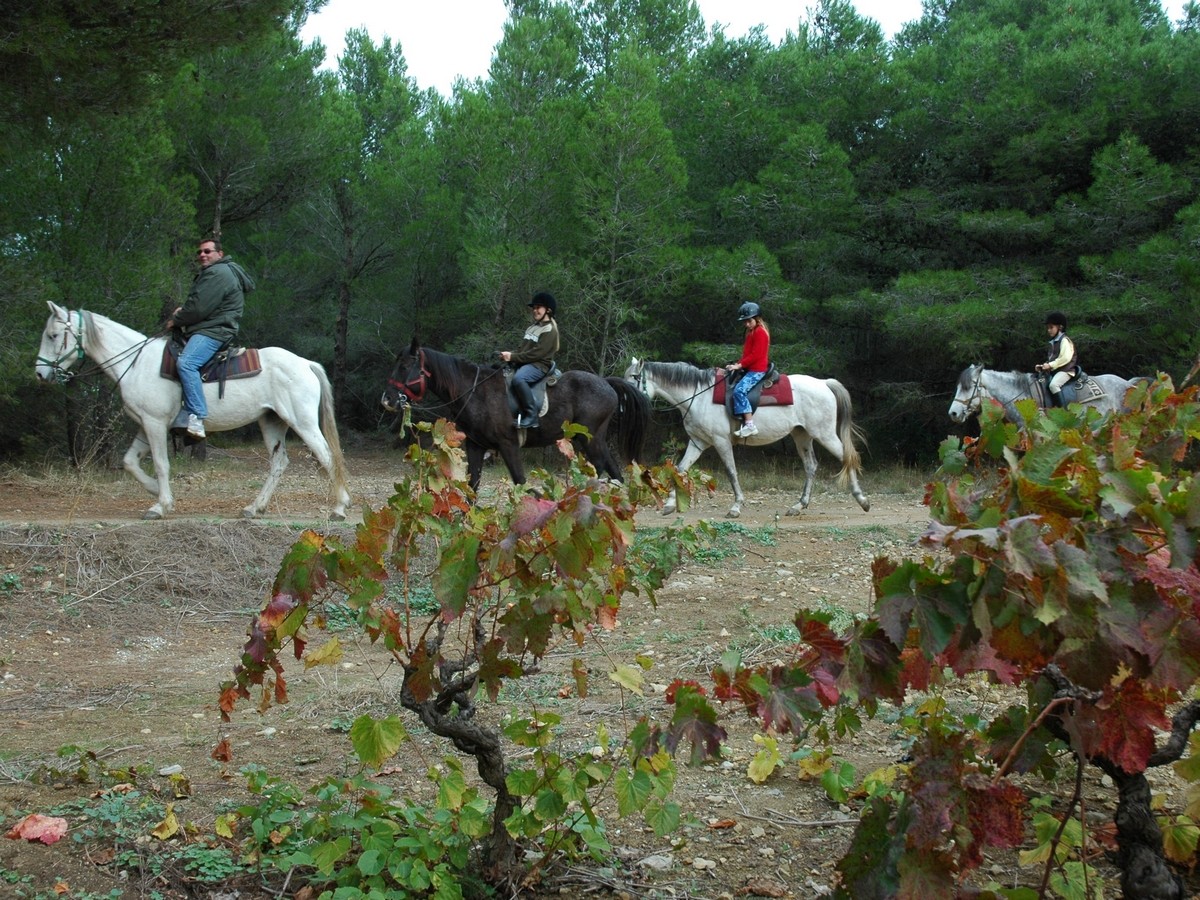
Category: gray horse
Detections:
[{"x1": 948, "y1": 364, "x2": 1142, "y2": 425}]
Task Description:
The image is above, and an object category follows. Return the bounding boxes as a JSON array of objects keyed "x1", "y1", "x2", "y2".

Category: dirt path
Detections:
[{"x1": 0, "y1": 445, "x2": 945, "y2": 898}]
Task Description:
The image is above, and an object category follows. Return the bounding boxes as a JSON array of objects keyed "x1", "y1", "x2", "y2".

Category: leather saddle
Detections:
[
  {"x1": 719, "y1": 363, "x2": 787, "y2": 420},
  {"x1": 504, "y1": 363, "x2": 562, "y2": 419},
  {"x1": 160, "y1": 341, "x2": 262, "y2": 397}
]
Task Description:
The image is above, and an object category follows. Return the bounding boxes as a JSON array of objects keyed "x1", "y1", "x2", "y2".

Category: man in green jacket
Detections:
[{"x1": 166, "y1": 238, "x2": 255, "y2": 439}]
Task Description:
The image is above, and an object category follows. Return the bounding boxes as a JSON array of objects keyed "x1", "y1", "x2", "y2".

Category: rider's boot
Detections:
[{"x1": 512, "y1": 379, "x2": 538, "y2": 429}]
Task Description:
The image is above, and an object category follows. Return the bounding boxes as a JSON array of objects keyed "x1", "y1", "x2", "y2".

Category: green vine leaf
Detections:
[{"x1": 349, "y1": 714, "x2": 409, "y2": 768}]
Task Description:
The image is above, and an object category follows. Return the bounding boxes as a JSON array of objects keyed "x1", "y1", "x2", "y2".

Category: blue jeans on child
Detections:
[
  {"x1": 177, "y1": 333, "x2": 223, "y2": 419},
  {"x1": 731, "y1": 370, "x2": 766, "y2": 415}
]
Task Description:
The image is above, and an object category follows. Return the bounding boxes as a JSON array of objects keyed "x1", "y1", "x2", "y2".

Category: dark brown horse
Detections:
[{"x1": 381, "y1": 339, "x2": 649, "y2": 491}]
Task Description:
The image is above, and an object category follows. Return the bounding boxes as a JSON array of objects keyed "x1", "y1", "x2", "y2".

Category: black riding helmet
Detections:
[
  {"x1": 1045, "y1": 311, "x2": 1067, "y2": 328},
  {"x1": 530, "y1": 291, "x2": 557, "y2": 315},
  {"x1": 737, "y1": 301, "x2": 761, "y2": 321}
]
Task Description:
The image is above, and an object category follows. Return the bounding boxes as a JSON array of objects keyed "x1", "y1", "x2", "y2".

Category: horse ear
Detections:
[
  {"x1": 47, "y1": 301, "x2": 67, "y2": 320},
  {"x1": 408, "y1": 336, "x2": 420, "y2": 354}
]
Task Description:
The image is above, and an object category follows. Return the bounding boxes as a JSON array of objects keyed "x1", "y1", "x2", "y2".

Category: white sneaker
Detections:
[
  {"x1": 735, "y1": 422, "x2": 758, "y2": 438},
  {"x1": 186, "y1": 414, "x2": 206, "y2": 439}
]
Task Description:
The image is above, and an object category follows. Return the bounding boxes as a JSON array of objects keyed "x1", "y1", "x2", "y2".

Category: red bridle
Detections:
[{"x1": 388, "y1": 348, "x2": 430, "y2": 402}]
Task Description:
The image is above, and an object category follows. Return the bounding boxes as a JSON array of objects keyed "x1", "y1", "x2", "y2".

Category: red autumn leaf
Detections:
[
  {"x1": 797, "y1": 610, "x2": 847, "y2": 665},
  {"x1": 260, "y1": 592, "x2": 299, "y2": 629},
  {"x1": 210, "y1": 738, "x2": 233, "y2": 762},
  {"x1": 6, "y1": 813, "x2": 69, "y2": 844},
  {"x1": 665, "y1": 679, "x2": 707, "y2": 703},
  {"x1": 1092, "y1": 680, "x2": 1173, "y2": 773},
  {"x1": 509, "y1": 496, "x2": 559, "y2": 538},
  {"x1": 966, "y1": 775, "x2": 1026, "y2": 852}
]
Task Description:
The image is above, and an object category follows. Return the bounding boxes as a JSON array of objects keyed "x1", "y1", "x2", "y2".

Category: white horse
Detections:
[
  {"x1": 625, "y1": 358, "x2": 870, "y2": 518},
  {"x1": 34, "y1": 302, "x2": 351, "y2": 520},
  {"x1": 948, "y1": 364, "x2": 1143, "y2": 425}
]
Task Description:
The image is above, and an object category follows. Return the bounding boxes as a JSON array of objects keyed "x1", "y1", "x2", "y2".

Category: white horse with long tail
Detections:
[
  {"x1": 625, "y1": 358, "x2": 870, "y2": 518},
  {"x1": 34, "y1": 302, "x2": 351, "y2": 520}
]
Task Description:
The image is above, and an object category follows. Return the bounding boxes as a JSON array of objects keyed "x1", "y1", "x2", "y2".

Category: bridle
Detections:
[
  {"x1": 962, "y1": 366, "x2": 986, "y2": 414},
  {"x1": 385, "y1": 348, "x2": 504, "y2": 416},
  {"x1": 37, "y1": 309, "x2": 86, "y2": 383},
  {"x1": 388, "y1": 348, "x2": 431, "y2": 403}
]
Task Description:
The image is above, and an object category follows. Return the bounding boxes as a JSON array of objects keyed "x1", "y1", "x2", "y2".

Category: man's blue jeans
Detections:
[
  {"x1": 731, "y1": 370, "x2": 765, "y2": 415},
  {"x1": 177, "y1": 334, "x2": 222, "y2": 418}
]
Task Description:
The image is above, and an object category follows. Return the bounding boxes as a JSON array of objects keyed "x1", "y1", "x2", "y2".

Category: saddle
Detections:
[
  {"x1": 1038, "y1": 368, "x2": 1104, "y2": 407},
  {"x1": 503, "y1": 363, "x2": 562, "y2": 418},
  {"x1": 713, "y1": 364, "x2": 791, "y2": 421},
  {"x1": 160, "y1": 341, "x2": 262, "y2": 398}
]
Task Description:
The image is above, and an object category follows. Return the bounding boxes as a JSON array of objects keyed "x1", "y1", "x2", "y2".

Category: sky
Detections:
[
  {"x1": 299, "y1": 0, "x2": 921, "y2": 94},
  {"x1": 300, "y1": 0, "x2": 1190, "y2": 95}
]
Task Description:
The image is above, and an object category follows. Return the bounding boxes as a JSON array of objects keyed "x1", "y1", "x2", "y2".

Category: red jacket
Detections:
[{"x1": 737, "y1": 325, "x2": 769, "y2": 372}]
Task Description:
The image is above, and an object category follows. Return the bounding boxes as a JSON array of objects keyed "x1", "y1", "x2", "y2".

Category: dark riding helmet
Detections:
[
  {"x1": 1045, "y1": 311, "x2": 1067, "y2": 328},
  {"x1": 737, "y1": 301, "x2": 761, "y2": 321},
  {"x1": 530, "y1": 291, "x2": 557, "y2": 315}
]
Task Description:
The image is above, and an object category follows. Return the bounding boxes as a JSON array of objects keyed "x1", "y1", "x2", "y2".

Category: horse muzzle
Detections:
[
  {"x1": 381, "y1": 390, "x2": 409, "y2": 413},
  {"x1": 35, "y1": 360, "x2": 73, "y2": 385}
]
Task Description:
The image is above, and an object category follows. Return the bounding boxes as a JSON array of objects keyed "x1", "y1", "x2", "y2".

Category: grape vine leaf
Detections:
[
  {"x1": 665, "y1": 682, "x2": 724, "y2": 765},
  {"x1": 349, "y1": 714, "x2": 409, "y2": 768}
]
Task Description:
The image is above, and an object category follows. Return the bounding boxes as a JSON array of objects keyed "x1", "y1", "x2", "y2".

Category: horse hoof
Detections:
[
  {"x1": 661, "y1": 505, "x2": 677, "y2": 517},
  {"x1": 726, "y1": 508, "x2": 741, "y2": 519},
  {"x1": 142, "y1": 508, "x2": 164, "y2": 521},
  {"x1": 329, "y1": 511, "x2": 346, "y2": 521},
  {"x1": 786, "y1": 505, "x2": 805, "y2": 516},
  {"x1": 241, "y1": 507, "x2": 258, "y2": 519}
]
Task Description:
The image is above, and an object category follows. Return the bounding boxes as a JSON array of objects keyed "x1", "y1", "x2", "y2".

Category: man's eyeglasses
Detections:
[{"x1": 197, "y1": 248, "x2": 217, "y2": 255}]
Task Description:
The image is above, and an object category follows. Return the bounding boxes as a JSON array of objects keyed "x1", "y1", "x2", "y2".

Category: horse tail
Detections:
[
  {"x1": 606, "y1": 376, "x2": 650, "y2": 465},
  {"x1": 826, "y1": 379, "x2": 866, "y2": 488},
  {"x1": 311, "y1": 362, "x2": 351, "y2": 498}
]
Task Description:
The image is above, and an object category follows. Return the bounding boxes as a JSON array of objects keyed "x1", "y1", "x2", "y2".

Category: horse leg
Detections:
[
  {"x1": 125, "y1": 427, "x2": 175, "y2": 519},
  {"x1": 495, "y1": 439, "x2": 526, "y2": 487},
  {"x1": 465, "y1": 441, "x2": 486, "y2": 493},
  {"x1": 580, "y1": 431, "x2": 622, "y2": 482},
  {"x1": 287, "y1": 413, "x2": 350, "y2": 520},
  {"x1": 663, "y1": 439, "x2": 707, "y2": 515},
  {"x1": 811, "y1": 428, "x2": 871, "y2": 512},
  {"x1": 244, "y1": 415, "x2": 290, "y2": 518},
  {"x1": 785, "y1": 431, "x2": 818, "y2": 516},
  {"x1": 710, "y1": 437, "x2": 745, "y2": 518}
]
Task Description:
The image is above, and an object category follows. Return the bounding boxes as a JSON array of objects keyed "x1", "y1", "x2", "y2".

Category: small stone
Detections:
[{"x1": 639, "y1": 853, "x2": 673, "y2": 872}]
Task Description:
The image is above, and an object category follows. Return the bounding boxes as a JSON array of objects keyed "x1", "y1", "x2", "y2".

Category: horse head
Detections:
[
  {"x1": 35, "y1": 301, "x2": 85, "y2": 384},
  {"x1": 381, "y1": 337, "x2": 428, "y2": 412},
  {"x1": 948, "y1": 363, "x2": 986, "y2": 423},
  {"x1": 624, "y1": 357, "x2": 652, "y2": 398}
]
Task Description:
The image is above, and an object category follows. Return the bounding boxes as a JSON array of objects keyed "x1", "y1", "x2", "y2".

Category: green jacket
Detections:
[
  {"x1": 510, "y1": 319, "x2": 559, "y2": 369},
  {"x1": 176, "y1": 257, "x2": 255, "y2": 344}
]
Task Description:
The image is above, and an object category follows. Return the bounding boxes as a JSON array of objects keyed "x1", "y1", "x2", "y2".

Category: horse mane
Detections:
[
  {"x1": 81, "y1": 309, "x2": 151, "y2": 343},
  {"x1": 971, "y1": 367, "x2": 1039, "y2": 404},
  {"x1": 422, "y1": 346, "x2": 484, "y2": 381},
  {"x1": 644, "y1": 360, "x2": 714, "y2": 392}
]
